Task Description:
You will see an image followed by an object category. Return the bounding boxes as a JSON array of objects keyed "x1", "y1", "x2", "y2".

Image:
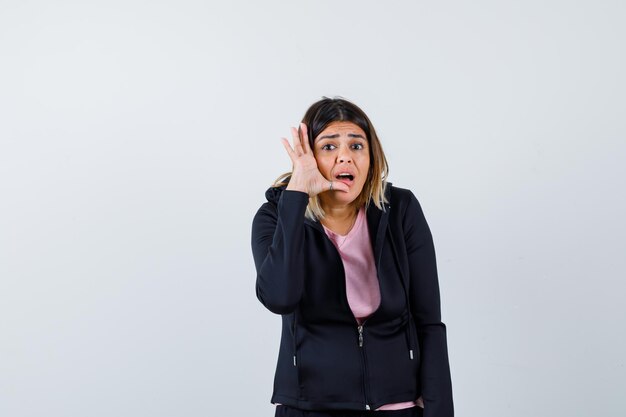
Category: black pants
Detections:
[{"x1": 275, "y1": 405, "x2": 424, "y2": 417}]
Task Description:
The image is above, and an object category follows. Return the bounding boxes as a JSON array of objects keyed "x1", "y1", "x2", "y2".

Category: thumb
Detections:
[{"x1": 327, "y1": 180, "x2": 350, "y2": 193}]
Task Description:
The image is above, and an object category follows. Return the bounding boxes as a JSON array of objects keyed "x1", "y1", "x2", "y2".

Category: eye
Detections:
[
  {"x1": 351, "y1": 143, "x2": 365, "y2": 150},
  {"x1": 321, "y1": 144, "x2": 336, "y2": 151}
]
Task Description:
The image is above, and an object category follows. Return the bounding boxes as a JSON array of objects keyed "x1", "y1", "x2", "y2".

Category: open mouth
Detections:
[{"x1": 335, "y1": 173, "x2": 355, "y2": 182}]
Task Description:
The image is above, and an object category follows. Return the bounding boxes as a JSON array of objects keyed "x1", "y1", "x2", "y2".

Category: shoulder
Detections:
[
  {"x1": 388, "y1": 184, "x2": 415, "y2": 201},
  {"x1": 387, "y1": 184, "x2": 421, "y2": 211},
  {"x1": 386, "y1": 185, "x2": 430, "y2": 230}
]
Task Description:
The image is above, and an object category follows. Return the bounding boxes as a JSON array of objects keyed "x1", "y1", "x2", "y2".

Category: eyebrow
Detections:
[{"x1": 316, "y1": 133, "x2": 366, "y2": 141}]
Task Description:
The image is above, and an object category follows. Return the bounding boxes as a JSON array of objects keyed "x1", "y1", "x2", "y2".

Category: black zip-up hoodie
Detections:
[{"x1": 251, "y1": 184, "x2": 453, "y2": 417}]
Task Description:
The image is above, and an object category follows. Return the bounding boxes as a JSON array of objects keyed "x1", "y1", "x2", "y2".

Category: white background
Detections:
[{"x1": 1, "y1": 1, "x2": 625, "y2": 416}]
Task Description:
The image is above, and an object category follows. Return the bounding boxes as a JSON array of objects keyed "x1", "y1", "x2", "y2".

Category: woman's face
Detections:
[{"x1": 313, "y1": 121, "x2": 370, "y2": 207}]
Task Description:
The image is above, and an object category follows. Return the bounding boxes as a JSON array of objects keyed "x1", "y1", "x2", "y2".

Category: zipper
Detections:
[
  {"x1": 307, "y1": 220, "x2": 380, "y2": 411},
  {"x1": 357, "y1": 323, "x2": 371, "y2": 410},
  {"x1": 358, "y1": 325, "x2": 364, "y2": 347}
]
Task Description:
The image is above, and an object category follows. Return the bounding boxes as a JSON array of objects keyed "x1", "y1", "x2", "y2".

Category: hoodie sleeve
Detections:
[
  {"x1": 251, "y1": 190, "x2": 309, "y2": 315},
  {"x1": 403, "y1": 191, "x2": 454, "y2": 417}
]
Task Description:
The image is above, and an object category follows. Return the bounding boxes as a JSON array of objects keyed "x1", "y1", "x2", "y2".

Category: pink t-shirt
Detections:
[{"x1": 323, "y1": 207, "x2": 424, "y2": 411}]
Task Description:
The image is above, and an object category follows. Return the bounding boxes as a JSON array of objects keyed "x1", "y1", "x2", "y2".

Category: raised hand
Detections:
[{"x1": 281, "y1": 123, "x2": 350, "y2": 196}]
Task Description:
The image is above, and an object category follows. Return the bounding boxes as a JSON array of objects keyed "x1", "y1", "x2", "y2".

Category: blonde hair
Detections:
[{"x1": 273, "y1": 97, "x2": 389, "y2": 221}]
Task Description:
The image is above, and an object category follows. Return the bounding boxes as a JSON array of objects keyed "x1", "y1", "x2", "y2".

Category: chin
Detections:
[
  {"x1": 334, "y1": 194, "x2": 357, "y2": 204},
  {"x1": 332, "y1": 189, "x2": 363, "y2": 206}
]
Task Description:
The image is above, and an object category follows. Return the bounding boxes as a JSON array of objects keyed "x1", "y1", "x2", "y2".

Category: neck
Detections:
[
  {"x1": 319, "y1": 200, "x2": 360, "y2": 236},
  {"x1": 321, "y1": 202, "x2": 357, "y2": 222}
]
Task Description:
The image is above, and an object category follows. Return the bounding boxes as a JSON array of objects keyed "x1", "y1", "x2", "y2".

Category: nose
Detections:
[{"x1": 337, "y1": 149, "x2": 352, "y2": 164}]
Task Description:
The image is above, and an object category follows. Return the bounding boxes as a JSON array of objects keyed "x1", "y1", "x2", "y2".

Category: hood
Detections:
[{"x1": 265, "y1": 185, "x2": 288, "y2": 204}]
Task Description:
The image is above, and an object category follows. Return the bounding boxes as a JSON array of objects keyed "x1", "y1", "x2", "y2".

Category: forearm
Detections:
[{"x1": 252, "y1": 190, "x2": 309, "y2": 314}]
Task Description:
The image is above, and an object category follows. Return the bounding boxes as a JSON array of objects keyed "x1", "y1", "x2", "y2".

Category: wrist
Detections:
[{"x1": 286, "y1": 182, "x2": 309, "y2": 194}]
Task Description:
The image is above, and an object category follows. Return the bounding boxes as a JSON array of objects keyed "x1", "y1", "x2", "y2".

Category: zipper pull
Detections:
[{"x1": 358, "y1": 325, "x2": 364, "y2": 347}]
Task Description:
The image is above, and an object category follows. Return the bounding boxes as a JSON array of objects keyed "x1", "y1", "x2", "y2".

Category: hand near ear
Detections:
[{"x1": 281, "y1": 123, "x2": 349, "y2": 196}]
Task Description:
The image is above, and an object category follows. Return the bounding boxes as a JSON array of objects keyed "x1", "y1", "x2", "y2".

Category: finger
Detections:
[
  {"x1": 300, "y1": 123, "x2": 312, "y2": 153},
  {"x1": 281, "y1": 138, "x2": 296, "y2": 162},
  {"x1": 291, "y1": 127, "x2": 304, "y2": 154},
  {"x1": 326, "y1": 180, "x2": 350, "y2": 193}
]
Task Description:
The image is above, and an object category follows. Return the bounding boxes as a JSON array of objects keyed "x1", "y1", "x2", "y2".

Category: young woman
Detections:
[{"x1": 251, "y1": 98, "x2": 453, "y2": 417}]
